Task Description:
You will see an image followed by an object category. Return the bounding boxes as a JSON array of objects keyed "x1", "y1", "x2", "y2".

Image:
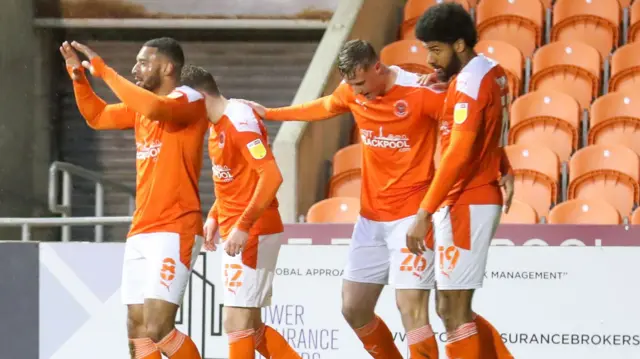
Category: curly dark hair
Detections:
[{"x1": 414, "y1": 3, "x2": 477, "y2": 48}]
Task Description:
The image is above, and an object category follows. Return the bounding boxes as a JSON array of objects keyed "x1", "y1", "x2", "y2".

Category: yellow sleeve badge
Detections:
[
  {"x1": 453, "y1": 102, "x2": 469, "y2": 124},
  {"x1": 247, "y1": 139, "x2": 267, "y2": 159}
]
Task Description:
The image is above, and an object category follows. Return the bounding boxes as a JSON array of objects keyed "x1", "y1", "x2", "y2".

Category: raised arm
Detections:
[
  {"x1": 69, "y1": 67, "x2": 135, "y2": 130},
  {"x1": 90, "y1": 57, "x2": 205, "y2": 124}
]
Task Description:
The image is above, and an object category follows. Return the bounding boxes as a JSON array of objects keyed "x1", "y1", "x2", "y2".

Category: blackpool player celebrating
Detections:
[
  {"x1": 181, "y1": 65, "x2": 302, "y2": 359},
  {"x1": 242, "y1": 40, "x2": 445, "y2": 359},
  {"x1": 61, "y1": 39, "x2": 208, "y2": 359},
  {"x1": 406, "y1": 4, "x2": 515, "y2": 359}
]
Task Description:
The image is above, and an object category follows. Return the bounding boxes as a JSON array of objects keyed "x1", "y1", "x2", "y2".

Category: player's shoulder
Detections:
[
  {"x1": 454, "y1": 55, "x2": 503, "y2": 100},
  {"x1": 167, "y1": 85, "x2": 204, "y2": 103},
  {"x1": 392, "y1": 66, "x2": 445, "y2": 95},
  {"x1": 224, "y1": 100, "x2": 263, "y2": 134}
]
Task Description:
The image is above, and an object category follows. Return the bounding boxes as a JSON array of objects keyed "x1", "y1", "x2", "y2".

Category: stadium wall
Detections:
[
  {"x1": 0, "y1": 0, "x2": 57, "y2": 241},
  {"x1": 273, "y1": 0, "x2": 404, "y2": 223},
  {"x1": 8, "y1": 224, "x2": 640, "y2": 359}
]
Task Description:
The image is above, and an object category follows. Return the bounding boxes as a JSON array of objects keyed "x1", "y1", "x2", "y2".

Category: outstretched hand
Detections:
[{"x1": 59, "y1": 41, "x2": 84, "y2": 81}]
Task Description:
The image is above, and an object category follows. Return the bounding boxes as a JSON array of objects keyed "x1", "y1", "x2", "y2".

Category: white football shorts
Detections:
[
  {"x1": 221, "y1": 233, "x2": 282, "y2": 308},
  {"x1": 432, "y1": 204, "x2": 501, "y2": 290},
  {"x1": 121, "y1": 232, "x2": 203, "y2": 305},
  {"x1": 343, "y1": 215, "x2": 436, "y2": 290}
]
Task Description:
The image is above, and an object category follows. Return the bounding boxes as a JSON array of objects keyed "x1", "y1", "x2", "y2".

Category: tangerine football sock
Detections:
[
  {"x1": 130, "y1": 338, "x2": 162, "y2": 359},
  {"x1": 156, "y1": 328, "x2": 202, "y2": 358},
  {"x1": 354, "y1": 315, "x2": 403, "y2": 359},
  {"x1": 473, "y1": 313, "x2": 513, "y2": 359},
  {"x1": 255, "y1": 324, "x2": 302, "y2": 359},
  {"x1": 445, "y1": 322, "x2": 481, "y2": 359},
  {"x1": 229, "y1": 329, "x2": 256, "y2": 359},
  {"x1": 407, "y1": 325, "x2": 439, "y2": 359}
]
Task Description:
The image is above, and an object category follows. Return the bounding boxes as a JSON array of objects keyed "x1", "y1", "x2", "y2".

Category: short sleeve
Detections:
[
  {"x1": 228, "y1": 105, "x2": 275, "y2": 166},
  {"x1": 451, "y1": 72, "x2": 488, "y2": 133}
]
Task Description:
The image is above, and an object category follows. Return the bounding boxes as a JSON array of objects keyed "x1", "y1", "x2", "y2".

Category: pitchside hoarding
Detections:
[{"x1": 34, "y1": 224, "x2": 640, "y2": 359}]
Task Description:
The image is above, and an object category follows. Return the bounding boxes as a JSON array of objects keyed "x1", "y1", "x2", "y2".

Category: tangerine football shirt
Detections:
[
  {"x1": 421, "y1": 55, "x2": 511, "y2": 213},
  {"x1": 71, "y1": 57, "x2": 209, "y2": 238},
  {"x1": 207, "y1": 100, "x2": 283, "y2": 239},
  {"x1": 265, "y1": 67, "x2": 445, "y2": 221}
]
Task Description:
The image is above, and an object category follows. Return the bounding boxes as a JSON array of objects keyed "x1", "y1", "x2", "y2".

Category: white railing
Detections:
[
  {"x1": 0, "y1": 216, "x2": 132, "y2": 242},
  {"x1": 42, "y1": 161, "x2": 136, "y2": 242}
]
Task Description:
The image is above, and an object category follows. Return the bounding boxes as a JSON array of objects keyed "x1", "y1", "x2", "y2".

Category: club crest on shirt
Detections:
[
  {"x1": 218, "y1": 132, "x2": 226, "y2": 148},
  {"x1": 247, "y1": 139, "x2": 267, "y2": 159},
  {"x1": 453, "y1": 103, "x2": 468, "y2": 124},
  {"x1": 394, "y1": 99, "x2": 409, "y2": 118}
]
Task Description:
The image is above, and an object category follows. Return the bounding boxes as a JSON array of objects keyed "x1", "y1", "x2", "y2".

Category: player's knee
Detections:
[
  {"x1": 127, "y1": 306, "x2": 146, "y2": 338},
  {"x1": 127, "y1": 316, "x2": 146, "y2": 338},
  {"x1": 435, "y1": 291, "x2": 473, "y2": 331},
  {"x1": 396, "y1": 289, "x2": 429, "y2": 324},
  {"x1": 341, "y1": 301, "x2": 374, "y2": 329},
  {"x1": 223, "y1": 307, "x2": 255, "y2": 333},
  {"x1": 145, "y1": 316, "x2": 175, "y2": 343}
]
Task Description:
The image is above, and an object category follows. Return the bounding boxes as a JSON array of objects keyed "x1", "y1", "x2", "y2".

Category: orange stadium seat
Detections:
[
  {"x1": 328, "y1": 170, "x2": 361, "y2": 198},
  {"x1": 530, "y1": 41, "x2": 601, "y2": 109},
  {"x1": 631, "y1": 207, "x2": 640, "y2": 224},
  {"x1": 588, "y1": 90, "x2": 640, "y2": 156},
  {"x1": 475, "y1": 0, "x2": 544, "y2": 58},
  {"x1": 380, "y1": 40, "x2": 433, "y2": 74},
  {"x1": 509, "y1": 89, "x2": 581, "y2": 162},
  {"x1": 609, "y1": 42, "x2": 640, "y2": 92},
  {"x1": 500, "y1": 199, "x2": 539, "y2": 224},
  {"x1": 306, "y1": 197, "x2": 361, "y2": 223},
  {"x1": 547, "y1": 198, "x2": 622, "y2": 224},
  {"x1": 628, "y1": 0, "x2": 640, "y2": 42},
  {"x1": 401, "y1": 0, "x2": 471, "y2": 40},
  {"x1": 505, "y1": 144, "x2": 560, "y2": 217},
  {"x1": 568, "y1": 144, "x2": 640, "y2": 216},
  {"x1": 475, "y1": 40, "x2": 524, "y2": 99},
  {"x1": 551, "y1": 0, "x2": 620, "y2": 60},
  {"x1": 332, "y1": 144, "x2": 362, "y2": 177}
]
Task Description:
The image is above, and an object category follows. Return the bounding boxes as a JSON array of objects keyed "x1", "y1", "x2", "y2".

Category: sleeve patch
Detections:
[
  {"x1": 247, "y1": 139, "x2": 267, "y2": 159},
  {"x1": 453, "y1": 103, "x2": 469, "y2": 124}
]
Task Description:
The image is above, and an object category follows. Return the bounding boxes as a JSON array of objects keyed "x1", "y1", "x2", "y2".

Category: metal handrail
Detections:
[
  {"x1": 48, "y1": 161, "x2": 136, "y2": 242},
  {"x1": 0, "y1": 216, "x2": 132, "y2": 242}
]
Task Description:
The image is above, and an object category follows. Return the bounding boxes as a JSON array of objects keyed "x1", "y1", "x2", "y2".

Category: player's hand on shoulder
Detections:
[
  {"x1": 203, "y1": 218, "x2": 219, "y2": 251},
  {"x1": 236, "y1": 99, "x2": 266, "y2": 118},
  {"x1": 417, "y1": 72, "x2": 450, "y2": 91},
  {"x1": 59, "y1": 41, "x2": 84, "y2": 81},
  {"x1": 500, "y1": 173, "x2": 515, "y2": 214},
  {"x1": 224, "y1": 228, "x2": 249, "y2": 257}
]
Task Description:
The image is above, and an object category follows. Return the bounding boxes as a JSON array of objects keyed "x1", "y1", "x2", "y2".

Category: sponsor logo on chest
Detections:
[
  {"x1": 136, "y1": 140, "x2": 162, "y2": 161},
  {"x1": 212, "y1": 163, "x2": 233, "y2": 182},
  {"x1": 360, "y1": 126, "x2": 410, "y2": 151}
]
